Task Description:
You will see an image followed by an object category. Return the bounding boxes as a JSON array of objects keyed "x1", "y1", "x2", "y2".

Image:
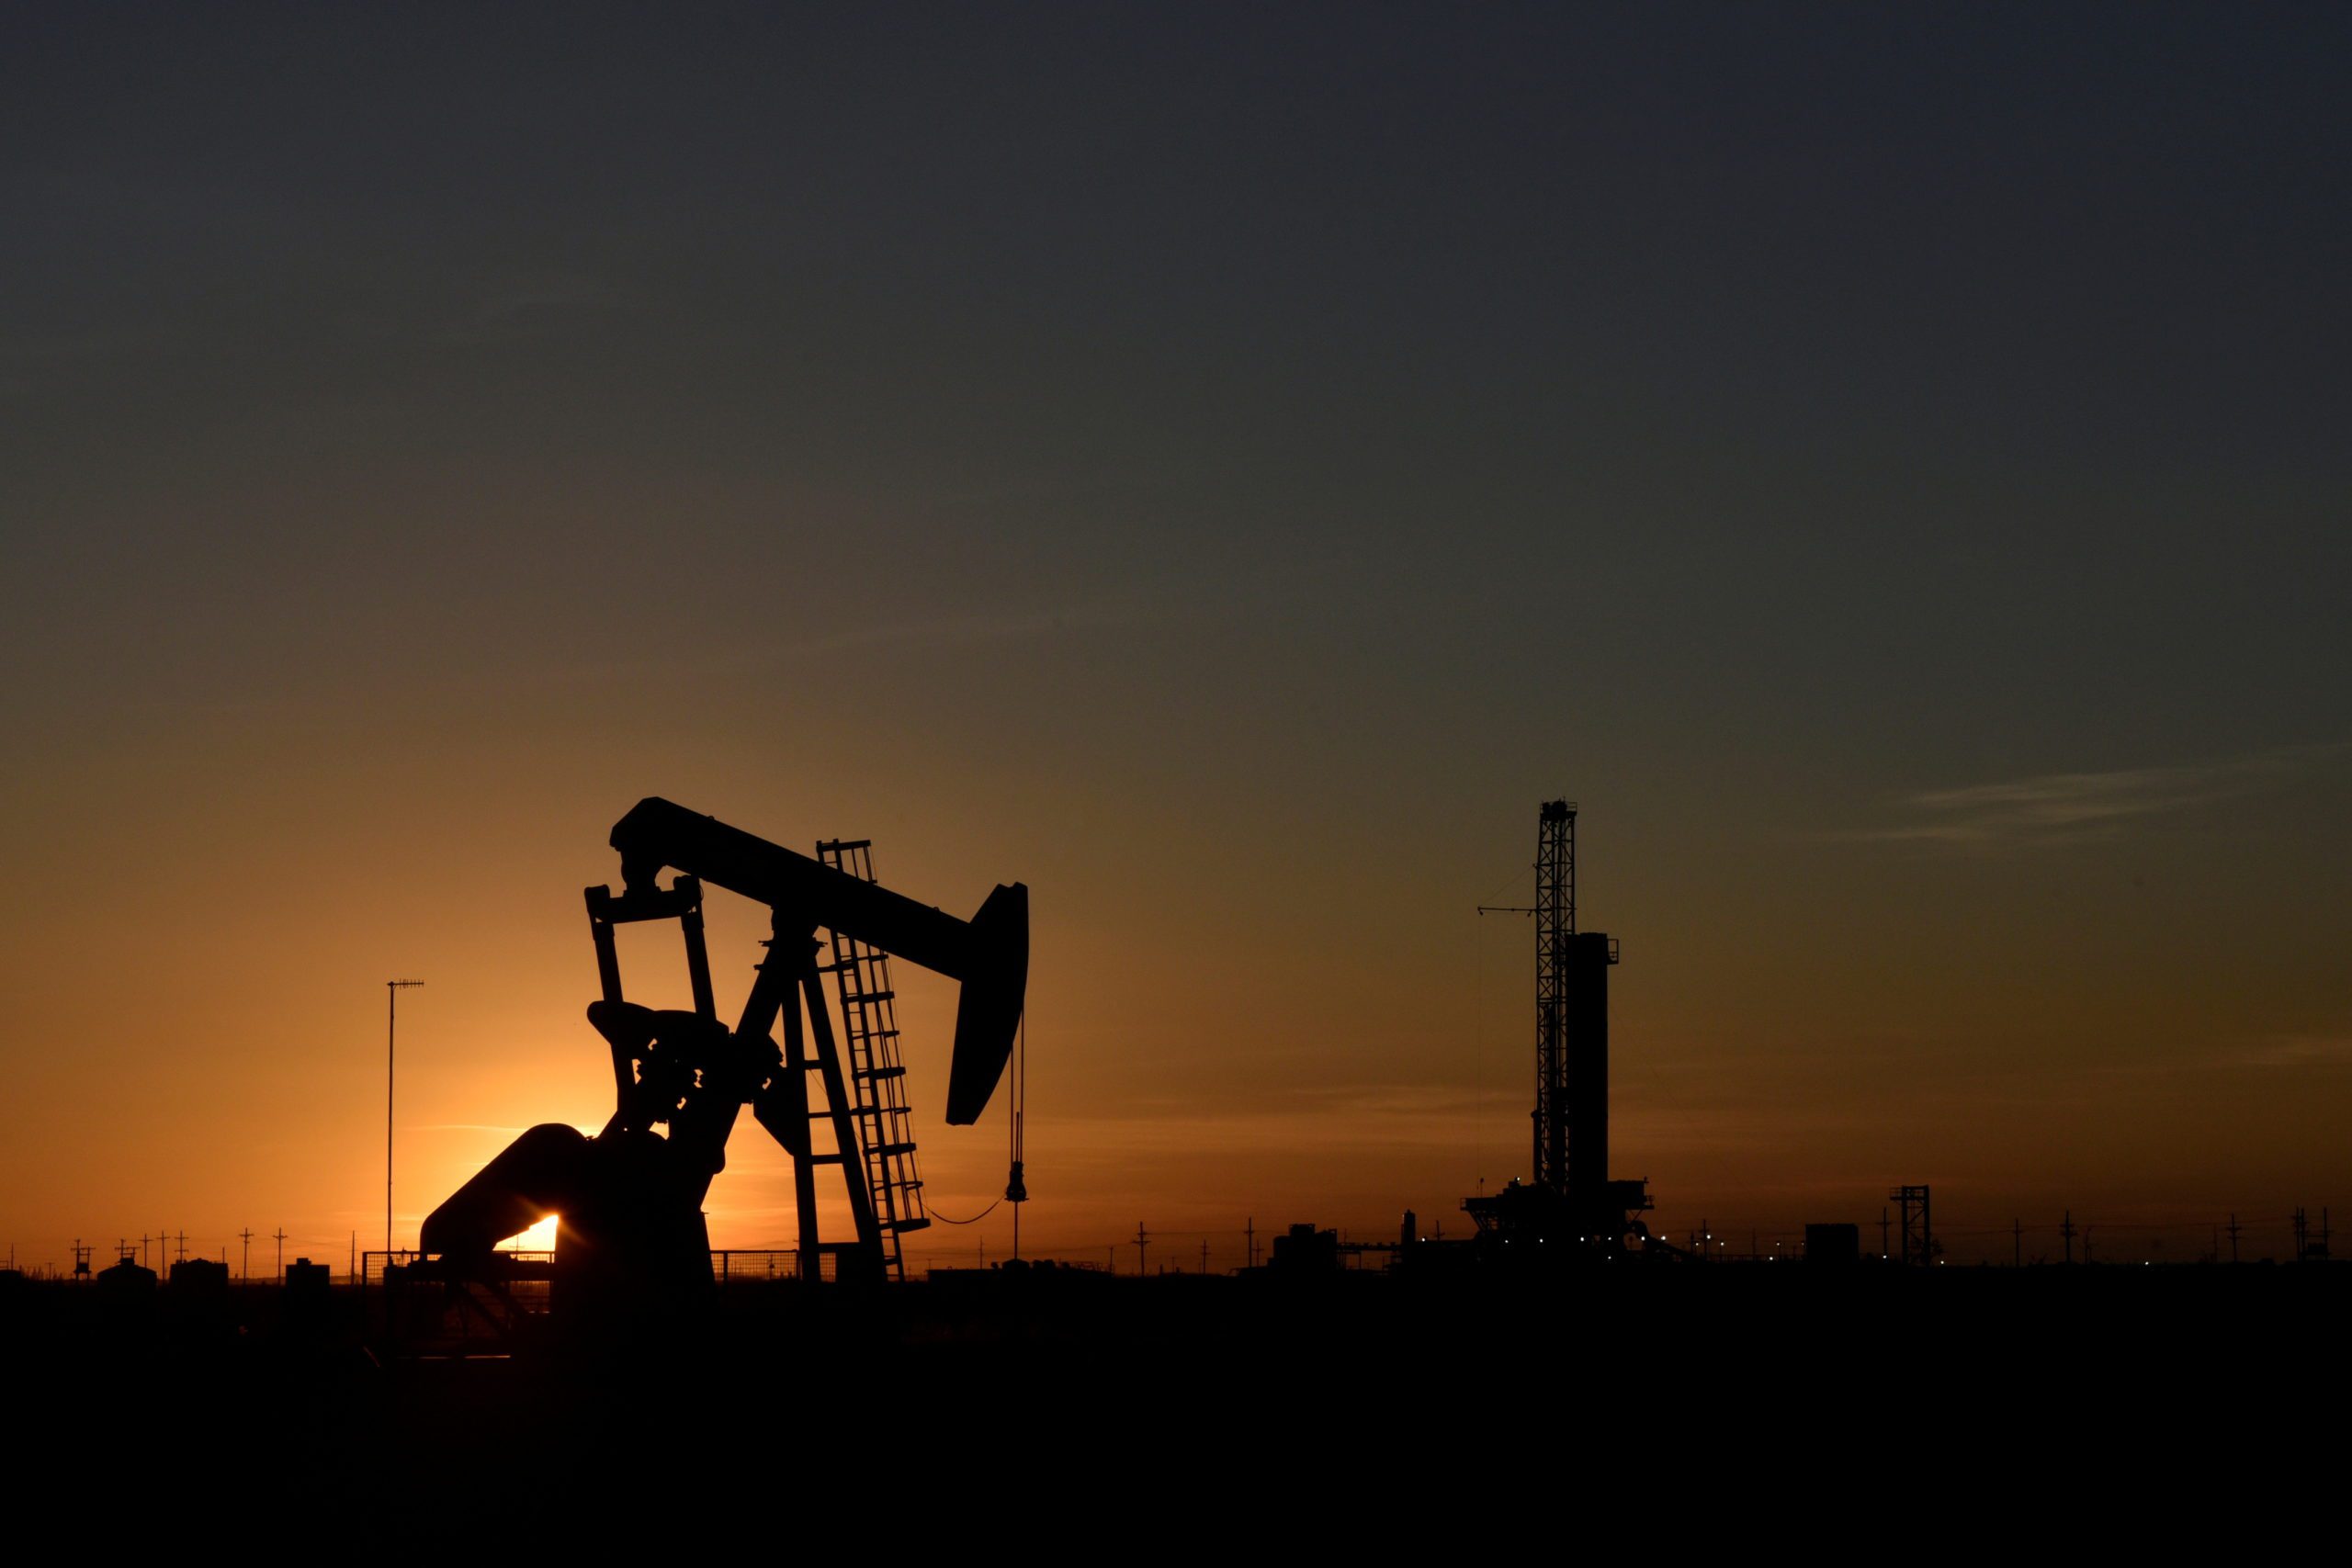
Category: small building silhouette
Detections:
[
  {"x1": 97, "y1": 1257, "x2": 157, "y2": 1293},
  {"x1": 1270, "y1": 1224, "x2": 1340, "y2": 1272},
  {"x1": 170, "y1": 1258, "x2": 230, "y2": 1293}
]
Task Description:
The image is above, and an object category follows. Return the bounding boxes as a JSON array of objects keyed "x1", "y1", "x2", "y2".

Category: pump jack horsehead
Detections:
[{"x1": 420, "y1": 798, "x2": 1029, "y2": 1320}]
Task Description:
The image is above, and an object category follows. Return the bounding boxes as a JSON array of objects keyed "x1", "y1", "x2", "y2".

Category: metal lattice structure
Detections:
[
  {"x1": 1470, "y1": 799, "x2": 1647, "y2": 1252},
  {"x1": 1894, "y1": 1184, "x2": 1932, "y2": 1266},
  {"x1": 818, "y1": 839, "x2": 932, "y2": 1280},
  {"x1": 1533, "y1": 800, "x2": 1576, "y2": 1194}
]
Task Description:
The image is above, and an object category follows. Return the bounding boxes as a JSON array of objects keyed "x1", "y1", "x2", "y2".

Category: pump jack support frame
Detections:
[{"x1": 585, "y1": 876, "x2": 888, "y2": 1282}]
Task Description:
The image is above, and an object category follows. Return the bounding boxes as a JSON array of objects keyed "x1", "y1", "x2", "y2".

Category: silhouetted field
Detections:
[{"x1": 5, "y1": 1264, "x2": 2330, "y2": 1533}]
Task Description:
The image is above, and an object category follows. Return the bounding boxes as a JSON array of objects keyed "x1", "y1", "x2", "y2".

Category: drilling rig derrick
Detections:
[{"x1": 1466, "y1": 800, "x2": 1655, "y2": 1258}]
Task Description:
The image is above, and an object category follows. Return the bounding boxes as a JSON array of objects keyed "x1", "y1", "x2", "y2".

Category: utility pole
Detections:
[
  {"x1": 139, "y1": 1233, "x2": 151, "y2": 1272},
  {"x1": 1245, "y1": 1217, "x2": 1256, "y2": 1269},
  {"x1": 272, "y1": 1227, "x2": 287, "y2": 1281},
  {"x1": 239, "y1": 1228, "x2": 254, "y2": 1281},
  {"x1": 1134, "y1": 1222, "x2": 1148, "y2": 1278},
  {"x1": 2060, "y1": 1211, "x2": 2075, "y2": 1265},
  {"x1": 1879, "y1": 1208, "x2": 1890, "y2": 1259},
  {"x1": 175, "y1": 1231, "x2": 187, "y2": 1268},
  {"x1": 1199, "y1": 1239, "x2": 1209, "y2": 1275},
  {"x1": 387, "y1": 978, "x2": 424, "y2": 1254},
  {"x1": 2013, "y1": 1217, "x2": 2022, "y2": 1269}
]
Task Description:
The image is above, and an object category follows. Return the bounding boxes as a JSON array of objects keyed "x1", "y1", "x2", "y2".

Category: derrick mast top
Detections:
[{"x1": 1533, "y1": 799, "x2": 1575, "y2": 1193}]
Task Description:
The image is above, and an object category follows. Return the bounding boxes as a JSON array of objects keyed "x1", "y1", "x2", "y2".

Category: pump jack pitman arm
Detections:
[{"x1": 606, "y1": 796, "x2": 1029, "y2": 1125}]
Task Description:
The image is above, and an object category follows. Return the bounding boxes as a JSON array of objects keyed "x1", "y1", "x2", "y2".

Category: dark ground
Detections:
[{"x1": 3, "y1": 1262, "x2": 2335, "y2": 1540}]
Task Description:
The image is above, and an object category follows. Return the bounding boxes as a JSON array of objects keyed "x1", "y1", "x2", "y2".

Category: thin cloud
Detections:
[
  {"x1": 532, "y1": 596, "x2": 1191, "y2": 691},
  {"x1": 187, "y1": 592, "x2": 1209, "y2": 718},
  {"x1": 2226, "y1": 1034, "x2": 2352, "y2": 1069},
  {"x1": 469, "y1": 275, "x2": 619, "y2": 327},
  {"x1": 2073, "y1": 1032, "x2": 2352, "y2": 1079},
  {"x1": 771, "y1": 601, "x2": 1166, "y2": 660},
  {"x1": 1849, "y1": 745, "x2": 2341, "y2": 846}
]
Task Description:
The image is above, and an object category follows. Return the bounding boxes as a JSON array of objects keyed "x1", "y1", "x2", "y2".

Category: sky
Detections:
[{"x1": 2, "y1": 6, "x2": 2347, "y2": 1272}]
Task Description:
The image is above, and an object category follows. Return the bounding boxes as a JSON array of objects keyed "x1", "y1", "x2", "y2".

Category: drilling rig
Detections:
[
  {"x1": 411, "y1": 798, "x2": 1027, "y2": 1334},
  {"x1": 1466, "y1": 800, "x2": 1656, "y2": 1256}
]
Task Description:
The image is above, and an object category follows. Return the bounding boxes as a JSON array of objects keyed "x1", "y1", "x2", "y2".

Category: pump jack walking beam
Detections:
[{"x1": 607, "y1": 797, "x2": 1028, "y2": 1125}]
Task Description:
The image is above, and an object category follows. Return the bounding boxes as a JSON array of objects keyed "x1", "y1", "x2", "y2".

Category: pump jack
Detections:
[{"x1": 416, "y1": 798, "x2": 1028, "y2": 1329}]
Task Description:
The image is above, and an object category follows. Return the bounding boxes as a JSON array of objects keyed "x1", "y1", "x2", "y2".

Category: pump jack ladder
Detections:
[{"x1": 817, "y1": 839, "x2": 932, "y2": 1280}]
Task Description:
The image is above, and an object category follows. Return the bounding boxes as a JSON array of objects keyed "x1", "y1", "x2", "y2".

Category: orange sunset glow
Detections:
[
  {"x1": 11, "y1": 11, "x2": 2352, "y2": 1534},
  {"x1": 4, "y1": 8, "x2": 2346, "y2": 1288}
]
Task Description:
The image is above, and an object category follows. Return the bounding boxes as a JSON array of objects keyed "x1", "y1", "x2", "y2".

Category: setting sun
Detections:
[{"x1": 500, "y1": 1214, "x2": 560, "y2": 1254}]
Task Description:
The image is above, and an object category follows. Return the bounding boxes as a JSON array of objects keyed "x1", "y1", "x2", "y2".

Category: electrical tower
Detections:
[{"x1": 1892, "y1": 1185, "x2": 1931, "y2": 1267}]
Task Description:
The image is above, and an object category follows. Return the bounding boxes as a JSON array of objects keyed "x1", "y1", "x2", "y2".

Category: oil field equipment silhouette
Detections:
[
  {"x1": 1468, "y1": 801, "x2": 1659, "y2": 1257},
  {"x1": 405, "y1": 798, "x2": 1028, "y2": 1339}
]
